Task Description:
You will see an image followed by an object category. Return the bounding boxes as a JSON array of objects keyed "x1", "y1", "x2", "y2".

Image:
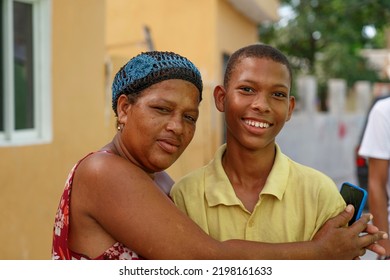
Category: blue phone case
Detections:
[{"x1": 340, "y1": 182, "x2": 368, "y2": 225}]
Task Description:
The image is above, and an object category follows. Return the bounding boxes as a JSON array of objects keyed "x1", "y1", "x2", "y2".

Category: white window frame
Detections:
[{"x1": 1, "y1": 0, "x2": 51, "y2": 146}]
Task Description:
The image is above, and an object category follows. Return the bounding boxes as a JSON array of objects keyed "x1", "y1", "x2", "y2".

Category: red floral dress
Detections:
[{"x1": 52, "y1": 152, "x2": 140, "y2": 260}]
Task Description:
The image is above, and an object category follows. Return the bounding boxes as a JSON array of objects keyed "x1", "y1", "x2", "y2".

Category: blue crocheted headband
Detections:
[{"x1": 112, "y1": 51, "x2": 203, "y2": 113}]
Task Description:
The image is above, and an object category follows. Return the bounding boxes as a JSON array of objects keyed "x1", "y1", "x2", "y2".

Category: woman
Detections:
[{"x1": 52, "y1": 51, "x2": 387, "y2": 260}]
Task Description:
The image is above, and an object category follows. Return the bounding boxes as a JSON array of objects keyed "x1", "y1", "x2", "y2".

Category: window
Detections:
[{"x1": 1, "y1": 0, "x2": 51, "y2": 146}]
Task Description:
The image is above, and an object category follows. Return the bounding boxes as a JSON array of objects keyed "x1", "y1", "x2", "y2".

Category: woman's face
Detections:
[{"x1": 118, "y1": 79, "x2": 200, "y2": 172}]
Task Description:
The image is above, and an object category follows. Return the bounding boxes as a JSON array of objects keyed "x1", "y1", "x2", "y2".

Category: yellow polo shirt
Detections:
[{"x1": 171, "y1": 144, "x2": 346, "y2": 242}]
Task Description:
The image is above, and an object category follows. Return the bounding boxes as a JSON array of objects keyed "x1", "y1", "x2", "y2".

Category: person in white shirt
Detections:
[{"x1": 359, "y1": 96, "x2": 390, "y2": 259}]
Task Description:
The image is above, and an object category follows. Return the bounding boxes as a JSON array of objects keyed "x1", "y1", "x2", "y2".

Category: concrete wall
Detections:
[
  {"x1": 277, "y1": 77, "x2": 372, "y2": 188},
  {"x1": 277, "y1": 112, "x2": 365, "y2": 188}
]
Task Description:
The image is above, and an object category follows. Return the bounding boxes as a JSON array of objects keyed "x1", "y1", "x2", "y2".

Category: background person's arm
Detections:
[{"x1": 368, "y1": 157, "x2": 390, "y2": 255}]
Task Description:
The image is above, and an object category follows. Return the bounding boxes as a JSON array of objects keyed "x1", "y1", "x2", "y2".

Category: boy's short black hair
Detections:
[{"x1": 224, "y1": 44, "x2": 292, "y2": 89}]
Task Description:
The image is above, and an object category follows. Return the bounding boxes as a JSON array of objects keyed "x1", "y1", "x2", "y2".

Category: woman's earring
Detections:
[{"x1": 117, "y1": 123, "x2": 124, "y2": 132}]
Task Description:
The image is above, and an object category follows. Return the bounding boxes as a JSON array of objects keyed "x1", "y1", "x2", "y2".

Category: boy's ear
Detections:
[
  {"x1": 116, "y1": 94, "x2": 131, "y2": 124},
  {"x1": 286, "y1": 95, "x2": 296, "y2": 121},
  {"x1": 213, "y1": 85, "x2": 226, "y2": 112}
]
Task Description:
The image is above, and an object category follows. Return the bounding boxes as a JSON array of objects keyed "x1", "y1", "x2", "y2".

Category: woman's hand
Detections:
[{"x1": 312, "y1": 205, "x2": 388, "y2": 259}]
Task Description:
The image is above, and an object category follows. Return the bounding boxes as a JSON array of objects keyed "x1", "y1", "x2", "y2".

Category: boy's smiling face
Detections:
[{"x1": 215, "y1": 56, "x2": 295, "y2": 151}]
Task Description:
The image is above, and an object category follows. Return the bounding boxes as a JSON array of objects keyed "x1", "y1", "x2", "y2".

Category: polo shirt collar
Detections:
[
  {"x1": 204, "y1": 144, "x2": 289, "y2": 207},
  {"x1": 261, "y1": 144, "x2": 289, "y2": 200}
]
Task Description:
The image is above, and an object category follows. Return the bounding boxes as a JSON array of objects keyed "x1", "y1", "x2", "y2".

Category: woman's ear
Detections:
[
  {"x1": 116, "y1": 94, "x2": 131, "y2": 125},
  {"x1": 213, "y1": 85, "x2": 226, "y2": 113}
]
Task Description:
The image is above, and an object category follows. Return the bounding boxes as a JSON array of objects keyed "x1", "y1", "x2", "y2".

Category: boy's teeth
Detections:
[{"x1": 245, "y1": 120, "x2": 270, "y2": 128}]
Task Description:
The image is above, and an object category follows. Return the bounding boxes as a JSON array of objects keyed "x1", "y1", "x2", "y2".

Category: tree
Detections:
[{"x1": 259, "y1": 0, "x2": 390, "y2": 109}]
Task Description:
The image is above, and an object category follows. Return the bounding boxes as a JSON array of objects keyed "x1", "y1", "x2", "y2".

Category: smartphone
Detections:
[{"x1": 340, "y1": 182, "x2": 368, "y2": 226}]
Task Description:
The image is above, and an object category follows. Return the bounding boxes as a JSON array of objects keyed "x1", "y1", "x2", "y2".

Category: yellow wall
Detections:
[
  {"x1": 0, "y1": 0, "x2": 278, "y2": 259},
  {"x1": 0, "y1": 0, "x2": 107, "y2": 259}
]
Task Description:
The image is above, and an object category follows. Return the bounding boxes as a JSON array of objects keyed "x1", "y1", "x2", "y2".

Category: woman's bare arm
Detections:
[{"x1": 71, "y1": 153, "x2": 387, "y2": 260}]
